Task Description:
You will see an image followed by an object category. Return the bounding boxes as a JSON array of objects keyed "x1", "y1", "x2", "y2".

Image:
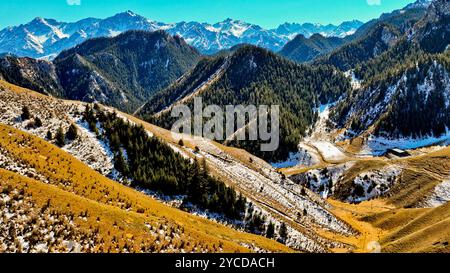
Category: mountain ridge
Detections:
[
  {"x1": 0, "y1": 30, "x2": 201, "y2": 112},
  {"x1": 278, "y1": 0, "x2": 430, "y2": 65},
  {"x1": 0, "y1": 11, "x2": 363, "y2": 58},
  {"x1": 139, "y1": 44, "x2": 351, "y2": 161}
]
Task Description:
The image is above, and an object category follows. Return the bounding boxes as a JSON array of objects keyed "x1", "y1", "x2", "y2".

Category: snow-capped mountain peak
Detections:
[{"x1": 211, "y1": 18, "x2": 252, "y2": 37}]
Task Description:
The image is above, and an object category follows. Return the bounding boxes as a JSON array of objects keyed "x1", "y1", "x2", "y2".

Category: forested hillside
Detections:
[
  {"x1": 0, "y1": 56, "x2": 63, "y2": 96},
  {"x1": 279, "y1": 34, "x2": 344, "y2": 63},
  {"x1": 315, "y1": 24, "x2": 400, "y2": 71},
  {"x1": 82, "y1": 105, "x2": 247, "y2": 220},
  {"x1": 140, "y1": 45, "x2": 351, "y2": 161},
  {"x1": 410, "y1": 0, "x2": 450, "y2": 53},
  {"x1": 312, "y1": 3, "x2": 428, "y2": 71},
  {"x1": 332, "y1": 51, "x2": 450, "y2": 138},
  {"x1": 331, "y1": 0, "x2": 450, "y2": 140},
  {"x1": 0, "y1": 30, "x2": 200, "y2": 113}
]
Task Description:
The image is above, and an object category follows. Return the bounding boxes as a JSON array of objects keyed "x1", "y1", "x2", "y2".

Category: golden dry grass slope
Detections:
[
  {"x1": 0, "y1": 122, "x2": 291, "y2": 253},
  {"x1": 309, "y1": 148, "x2": 450, "y2": 253}
]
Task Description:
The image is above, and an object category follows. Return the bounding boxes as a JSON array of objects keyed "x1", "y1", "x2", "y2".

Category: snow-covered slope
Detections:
[
  {"x1": 0, "y1": 11, "x2": 362, "y2": 58},
  {"x1": 333, "y1": 55, "x2": 450, "y2": 156}
]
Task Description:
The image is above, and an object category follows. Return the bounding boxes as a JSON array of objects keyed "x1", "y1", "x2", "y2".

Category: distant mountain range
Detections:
[{"x1": 0, "y1": 11, "x2": 363, "y2": 58}]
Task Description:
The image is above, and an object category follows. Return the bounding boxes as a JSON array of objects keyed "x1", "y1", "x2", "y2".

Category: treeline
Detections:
[{"x1": 83, "y1": 105, "x2": 246, "y2": 220}]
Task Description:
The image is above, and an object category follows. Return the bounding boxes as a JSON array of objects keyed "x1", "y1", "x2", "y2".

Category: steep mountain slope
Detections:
[
  {"x1": 332, "y1": 52, "x2": 449, "y2": 153},
  {"x1": 365, "y1": 202, "x2": 450, "y2": 253},
  {"x1": 353, "y1": 0, "x2": 449, "y2": 82},
  {"x1": 0, "y1": 55, "x2": 63, "y2": 96},
  {"x1": 405, "y1": 0, "x2": 433, "y2": 9},
  {"x1": 0, "y1": 124, "x2": 291, "y2": 253},
  {"x1": 316, "y1": 24, "x2": 401, "y2": 71},
  {"x1": 0, "y1": 11, "x2": 362, "y2": 58},
  {"x1": 325, "y1": 197, "x2": 449, "y2": 253},
  {"x1": 327, "y1": 0, "x2": 450, "y2": 153},
  {"x1": 0, "y1": 30, "x2": 200, "y2": 113},
  {"x1": 139, "y1": 45, "x2": 351, "y2": 162},
  {"x1": 352, "y1": 1, "x2": 429, "y2": 40},
  {"x1": 410, "y1": 0, "x2": 450, "y2": 53},
  {"x1": 54, "y1": 30, "x2": 200, "y2": 112},
  {"x1": 279, "y1": 34, "x2": 345, "y2": 63},
  {"x1": 289, "y1": 144, "x2": 450, "y2": 208},
  {"x1": 314, "y1": 1, "x2": 429, "y2": 70}
]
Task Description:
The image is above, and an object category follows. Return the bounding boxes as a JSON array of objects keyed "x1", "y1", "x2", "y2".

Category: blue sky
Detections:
[{"x1": 1, "y1": 0, "x2": 416, "y2": 29}]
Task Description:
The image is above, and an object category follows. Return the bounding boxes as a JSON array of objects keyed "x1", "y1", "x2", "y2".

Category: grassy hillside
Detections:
[
  {"x1": 325, "y1": 199, "x2": 449, "y2": 253},
  {"x1": 361, "y1": 202, "x2": 450, "y2": 253},
  {"x1": 0, "y1": 122, "x2": 291, "y2": 253},
  {"x1": 0, "y1": 79, "x2": 353, "y2": 252}
]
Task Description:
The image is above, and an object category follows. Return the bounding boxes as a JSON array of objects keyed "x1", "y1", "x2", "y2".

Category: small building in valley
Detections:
[{"x1": 385, "y1": 148, "x2": 411, "y2": 158}]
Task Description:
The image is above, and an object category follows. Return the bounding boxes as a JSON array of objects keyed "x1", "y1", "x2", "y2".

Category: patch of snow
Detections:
[
  {"x1": 312, "y1": 141, "x2": 347, "y2": 161},
  {"x1": 344, "y1": 70, "x2": 362, "y2": 90},
  {"x1": 423, "y1": 179, "x2": 450, "y2": 208},
  {"x1": 108, "y1": 29, "x2": 122, "y2": 37},
  {"x1": 271, "y1": 152, "x2": 303, "y2": 169},
  {"x1": 361, "y1": 128, "x2": 450, "y2": 156},
  {"x1": 346, "y1": 166, "x2": 402, "y2": 203}
]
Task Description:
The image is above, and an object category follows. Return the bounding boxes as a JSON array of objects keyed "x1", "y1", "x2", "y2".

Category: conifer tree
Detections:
[
  {"x1": 34, "y1": 117, "x2": 42, "y2": 127},
  {"x1": 66, "y1": 124, "x2": 78, "y2": 141},
  {"x1": 21, "y1": 106, "x2": 31, "y2": 121},
  {"x1": 266, "y1": 221, "x2": 275, "y2": 239},
  {"x1": 55, "y1": 126, "x2": 65, "y2": 147},
  {"x1": 278, "y1": 222, "x2": 288, "y2": 242}
]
